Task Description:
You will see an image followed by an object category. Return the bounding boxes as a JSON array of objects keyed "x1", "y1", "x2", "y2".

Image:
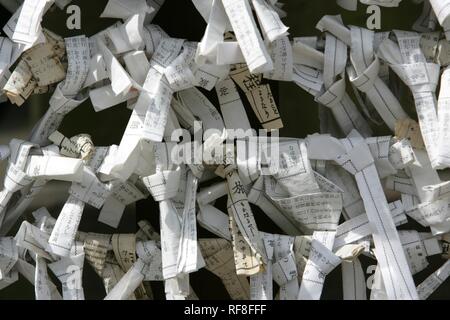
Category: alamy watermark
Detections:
[
  {"x1": 165, "y1": 121, "x2": 280, "y2": 175},
  {"x1": 65, "y1": 4, "x2": 383, "y2": 31}
]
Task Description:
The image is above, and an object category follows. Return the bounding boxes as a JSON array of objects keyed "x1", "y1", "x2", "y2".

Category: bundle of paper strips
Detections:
[{"x1": 0, "y1": 0, "x2": 450, "y2": 300}]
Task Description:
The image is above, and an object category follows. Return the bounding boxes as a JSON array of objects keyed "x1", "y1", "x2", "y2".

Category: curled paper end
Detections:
[{"x1": 0, "y1": 146, "x2": 10, "y2": 161}]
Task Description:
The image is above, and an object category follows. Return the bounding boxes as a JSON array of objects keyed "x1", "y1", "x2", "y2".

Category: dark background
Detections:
[{"x1": 0, "y1": 0, "x2": 448, "y2": 300}]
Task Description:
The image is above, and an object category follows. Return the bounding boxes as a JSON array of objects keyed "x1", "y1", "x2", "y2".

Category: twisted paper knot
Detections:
[
  {"x1": 316, "y1": 78, "x2": 346, "y2": 109},
  {"x1": 348, "y1": 56, "x2": 380, "y2": 93}
]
